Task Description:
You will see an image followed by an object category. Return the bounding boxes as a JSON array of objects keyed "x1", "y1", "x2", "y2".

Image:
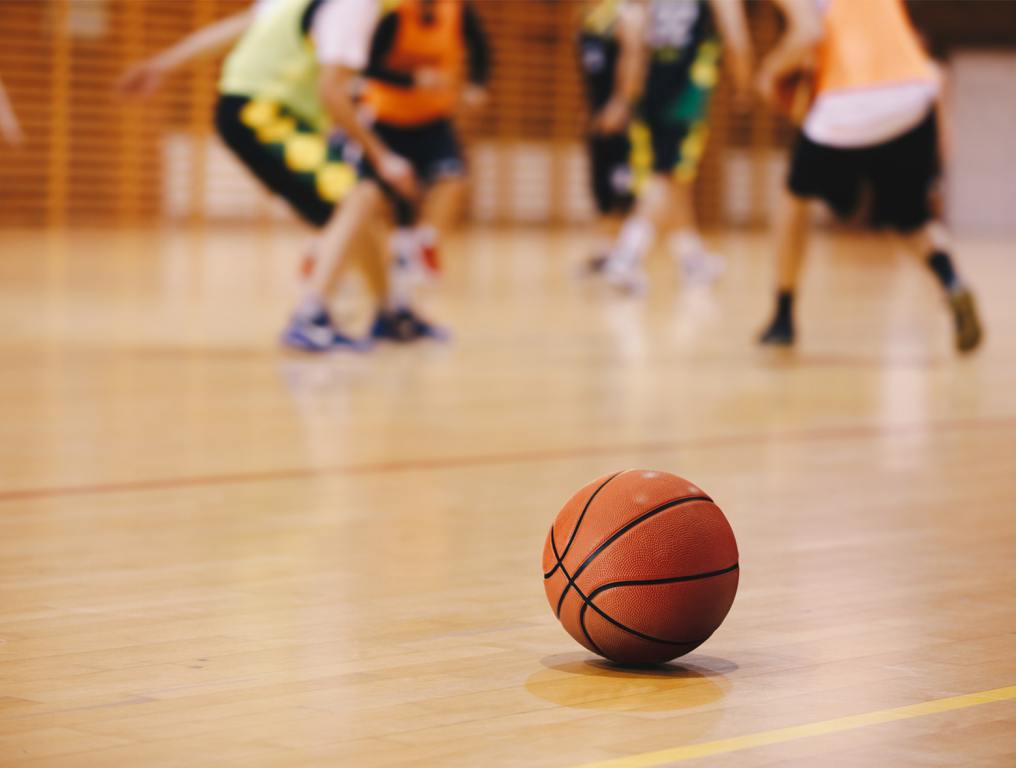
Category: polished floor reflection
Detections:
[{"x1": 0, "y1": 226, "x2": 1014, "y2": 767}]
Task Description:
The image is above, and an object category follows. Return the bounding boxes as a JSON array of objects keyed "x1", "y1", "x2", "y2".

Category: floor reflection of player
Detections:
[
  {"x1": 596, "y1": 0, "x2": 752, "y2": 293},
  {"x1": 757, "y1": 0, "x2": 982, "y2": 352}
]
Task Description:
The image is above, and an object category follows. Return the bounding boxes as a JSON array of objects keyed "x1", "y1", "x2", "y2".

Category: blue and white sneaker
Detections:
[
  {"x1": 281, "y1": 311, "x2": 370, "y2": 352},
  {"x1": 370, "y1": 308, "x2": 449, "y2": 343}
]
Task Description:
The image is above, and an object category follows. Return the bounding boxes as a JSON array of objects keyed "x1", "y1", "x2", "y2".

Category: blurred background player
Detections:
[
  {"x1": 757, "y1": 0, "x2": 983, "y2": 353},
  {"x1": 215, "y1": 0, "x2": 428, "y2": 350},
  {"x1": 360, "y1": 0, "x2": 490, "y2": 338},
  {"x1": 577, "y1": 0, "x2": 637, "y2": 270},
  {"x1": 598, "y1": 0, "x2": 752, "y2": 293},
  {"x1": 116, "y1": 0, "x2": 451, "y2": 345}
]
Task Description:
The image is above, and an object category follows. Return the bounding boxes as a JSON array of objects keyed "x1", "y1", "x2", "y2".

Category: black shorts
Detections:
[
  {"x1": 635, "y1": 39, "x2": 720, "y2": 179},
  {"x1": 588, "y1": 132, "x2": 634, "y2": 215},
  {"x1": 788, "y1": 110, "x2": 940, "y2": 232},
  {"x1": 364, "y1": 118, "x2": 464, "y2": 224},
  {"x1": 215, "y1": 94, "x2": 362, "y2": 227}
]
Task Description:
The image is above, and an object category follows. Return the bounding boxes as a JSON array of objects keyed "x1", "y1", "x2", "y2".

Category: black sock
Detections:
[
  {"x1": 774, "y1": 290, "x2": 794, "y2": 325},
  {"x1": 927, "y1": 250, "x2": 960, "y2": 292}
]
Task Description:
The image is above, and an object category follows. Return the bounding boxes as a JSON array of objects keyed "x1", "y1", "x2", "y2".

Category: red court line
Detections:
[{"x1": 1, "y1": 416, "x2": 1014, "y2": 503}]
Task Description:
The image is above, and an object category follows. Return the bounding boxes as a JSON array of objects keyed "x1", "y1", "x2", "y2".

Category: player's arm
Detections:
[
  {"x1": 0, "y1": 76, "x2": 23, "y2": 147},
  {"x1": 708, "y1": 0, "x2": 753, "y2": 105},
  {"x1": 757, "y1": 0, "x2": 821, "y2": 105},
  {"x1": 117, "y1": 9, "x2": 254, "y2": 96},
  {"x1": 460, "y1": 3, "x2": 492, "y2": 107},
  {"x1": 594, "y1": 0, "x2": 648, "y2": 134},
  {"x1": 363, "y1": 13, "x2": 415, "y2": 88},
  {"x1": 315, "y1": 1, "x2": 418, "y2": 198}
]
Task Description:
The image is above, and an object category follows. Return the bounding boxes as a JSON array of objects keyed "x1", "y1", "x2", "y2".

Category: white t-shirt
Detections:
[
  {"x1": 803, "y1": 80, "x2": 939, "y2": 148},
  {"x1": 310, "y1": 0, "x2": 380, "y2": 70}
]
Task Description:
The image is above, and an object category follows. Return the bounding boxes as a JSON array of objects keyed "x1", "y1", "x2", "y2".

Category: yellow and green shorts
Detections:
[
  {"x1": 215, "y1": 94, "x2": 361, "y2": 227},
  {"x1": 630, "y1": 38, "x2": 720, "y2": 187}
]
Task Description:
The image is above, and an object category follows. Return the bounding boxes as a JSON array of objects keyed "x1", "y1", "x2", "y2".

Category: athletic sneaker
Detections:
[
  {"x1": 281, "y1": 311, "x2": 369, "y2": 352},
  {"x1": 949, "y1": 287, "x2": 983, "y2": 353},
  {"x1": 602, "y1": 254, "x2": 648, "y2": 295},
  {"x1": 758, "y1": 314, "x2": 794, "y2": 347},
  {"x1": 579, "y1": 252, "x2": 611, "y2": 276},
  {"x1": 679, "y1": 249, "x2": 726, "y2": 286},
  {"x1": 370, "y1": 308, "x2": 449, "y2": 343}
]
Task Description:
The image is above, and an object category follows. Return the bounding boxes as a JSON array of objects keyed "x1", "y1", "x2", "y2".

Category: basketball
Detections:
[{"x1": 543, "y1": 470, "x2": 739, "y2": 665}]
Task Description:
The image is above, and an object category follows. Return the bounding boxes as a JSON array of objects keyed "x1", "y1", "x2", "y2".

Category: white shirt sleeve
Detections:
[
  {"x1": 311, "y1": 0, "x2": 381, "y2": 70},
  {"x1": 251, "y1": 0, "x2": 280, "y2": 18}
]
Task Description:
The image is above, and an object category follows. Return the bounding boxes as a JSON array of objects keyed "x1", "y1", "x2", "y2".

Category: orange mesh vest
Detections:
[
  {"x1": 363, "y1": 0, "x2": 464, "y2": 125},
  {"x1": 816, "y1": 0, "x2": 935, "y2": 95}
]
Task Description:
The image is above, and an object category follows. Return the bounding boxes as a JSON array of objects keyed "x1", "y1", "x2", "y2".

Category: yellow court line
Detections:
[{"x1": 573, "y1": 685, "x2": 1016, "y2": 768}]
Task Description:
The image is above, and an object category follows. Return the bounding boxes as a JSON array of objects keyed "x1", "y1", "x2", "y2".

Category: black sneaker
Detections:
[
  {"x1": 370, "y1": 308, "x2": 449, "y2": 343},
  {"x1": 758, "y1": 315, "x2": 794, "y2": 347},
  {"x1": 949, "y1": 287, "x2": 983, "y2": 353}
]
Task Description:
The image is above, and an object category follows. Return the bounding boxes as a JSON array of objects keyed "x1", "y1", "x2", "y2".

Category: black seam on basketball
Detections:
[
  {"x1": 543, "y1": 471, "x2": 622, "y2": 580},
  {"x1": 554, "y1": 495, "x2": 713, "y2": 617},
  {"x1": 586, "y1": 563, "x2": 739, "y2": 601},
  {"x1": 549, "y1": 527, "x2": 567, "y2": 618},
  {"x1": 577, "y1": 563, "x2": 738, "y2": 647},
  {"x1": 578, "y1": 600, "x2": 605, "y2": 656}
]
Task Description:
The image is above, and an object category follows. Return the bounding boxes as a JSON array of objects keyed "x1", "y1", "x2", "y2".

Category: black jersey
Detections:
[{"x1": 642, "y1": 0, "x2": 716, "y2": 121}]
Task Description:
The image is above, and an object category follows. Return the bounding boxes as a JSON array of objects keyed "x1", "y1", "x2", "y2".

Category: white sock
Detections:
[
  {"x1": 416, "y1": 225, "x2": 437, "y2": 250},
  {"x1": 669, "y1": 230, "x2": 705, "y2": 262},
  {"x1": 386, "y1": 229, "x2": 414, "y2": 312},
  {"x1": 390, "y1": 227, "x2": 416, "y2": 270},
  {"x1": 613, "y1": 216, "x2": 653, "y2": 267}
]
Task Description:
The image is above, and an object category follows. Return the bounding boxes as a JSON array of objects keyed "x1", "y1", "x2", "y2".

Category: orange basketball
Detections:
[{"x1": 543, "y1": 470, "x2": 739, "y2": 665}]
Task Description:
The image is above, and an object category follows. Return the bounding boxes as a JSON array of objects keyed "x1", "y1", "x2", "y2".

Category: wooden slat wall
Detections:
[{"x1": 0, "y1": 1, "x2": 823, "y2": 228}]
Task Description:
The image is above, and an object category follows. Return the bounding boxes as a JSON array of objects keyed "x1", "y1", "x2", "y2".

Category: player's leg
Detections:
[
  {"x1": 874, "y1": 114, "x2": 982, "y2": 352},
  {"x1": 758, "y1": 131, "x2": 857, "y2": 347},
  {"x1": 583, "y1": 132, "x2": 633, "y2": 273},
  {"x1": 363, "y1": 120, "x2": 452, "y2": 342},
  {"x1": 758, "y1": 191, "x2": 811, "y2": 345},
  {"x1": 603, "y1": 170, "x2": 668, "y2": 294},
  {"x1": 661, "y1": 40, "x2": 723, "y2": 285},
  {"x1": 215, "y1": 95, "x2": 369, "y2": 351}
]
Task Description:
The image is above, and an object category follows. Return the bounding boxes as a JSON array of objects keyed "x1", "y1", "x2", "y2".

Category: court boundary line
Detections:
[
  {"x1": 1, "y1": 415, "x2": 1014, "y2": 503},
  {"x1": 570, "y1": 684, "x2": 1016, "y2": 768}
]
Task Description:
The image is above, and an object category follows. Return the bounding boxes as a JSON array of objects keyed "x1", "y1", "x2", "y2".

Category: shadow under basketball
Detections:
[{"x1": 525, "y1": 652, "x2": 734, "y2": 713}]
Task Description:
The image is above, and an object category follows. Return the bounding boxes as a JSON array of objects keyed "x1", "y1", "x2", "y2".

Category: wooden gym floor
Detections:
[{"x1": 0, "y1": 225, "x2": 1014, "y2": 767}]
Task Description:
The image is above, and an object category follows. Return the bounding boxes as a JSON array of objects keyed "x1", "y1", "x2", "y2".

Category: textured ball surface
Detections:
[{"x1": 542, "y1": 470, "x2": 739, "y2": 665}]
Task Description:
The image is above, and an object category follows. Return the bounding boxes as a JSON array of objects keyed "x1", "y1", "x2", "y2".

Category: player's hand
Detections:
[
  {"x1": 377, "y1": 151, "x2": 419, "y2": 200},
  {"x1": 117, "y1": 59, "x2": 167, "y2": 97},
  {"x1": 755, "y1": 61, "x2": 781, "y2": 107},
  {"x1": 462, "y1": 85, "x2": 489, "y2": 110},
  {"x1": 593, "y1": 97, "x2": 630, "y2": 135}
]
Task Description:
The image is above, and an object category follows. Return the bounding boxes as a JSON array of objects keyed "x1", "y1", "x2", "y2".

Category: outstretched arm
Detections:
[{"x1": 117, "y1": 9, "x2": 254, "y2": 96}]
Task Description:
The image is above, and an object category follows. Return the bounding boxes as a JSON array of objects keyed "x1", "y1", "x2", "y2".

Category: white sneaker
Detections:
[
  {"x1": 603, "y1": 254, "x2": 648, "y2": 295},
  {"x1": 679, "y1": 248, "x2": 725, "y2": 286}
]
